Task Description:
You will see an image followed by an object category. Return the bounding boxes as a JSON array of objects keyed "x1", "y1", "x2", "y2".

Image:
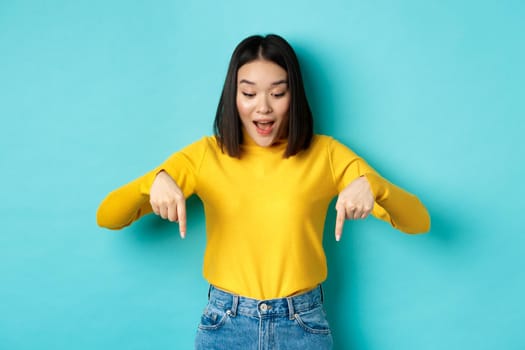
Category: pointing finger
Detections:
[
  {"x1": 177, "y1": 198, "x2": 187, "y2": 239},
  {"x1": 335, "y1": 206, "x2": 346, "y2": 242}
]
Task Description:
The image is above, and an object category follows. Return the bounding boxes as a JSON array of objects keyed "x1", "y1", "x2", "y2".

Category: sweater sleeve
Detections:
[
  {"x1": 96, "y1": 172, "x2": 155, "y2": 230},
  {"x1": 96, "y1": 137, "x2": 208, "y2": 230},
  {"x1": 329, "y1": 138, "x2": 430, "y2": 234}
]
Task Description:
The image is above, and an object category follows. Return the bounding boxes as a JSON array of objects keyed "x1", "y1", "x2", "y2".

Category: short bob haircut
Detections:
[{"x1": 213, "y1": 34, "x2": 314, "y2": 158}]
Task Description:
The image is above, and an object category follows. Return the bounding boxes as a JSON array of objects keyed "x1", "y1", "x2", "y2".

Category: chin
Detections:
[
  {"x1": 244, "y1": 126, "x2": 282, "y2": 147},
  {"x1": 254, "y1": 137, "x2": 276, "y2": 147}
]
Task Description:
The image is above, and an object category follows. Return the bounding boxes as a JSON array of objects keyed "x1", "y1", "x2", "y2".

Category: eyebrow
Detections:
[{"x1": 239, "y1": 79, "x2": 288, "y2": 86}]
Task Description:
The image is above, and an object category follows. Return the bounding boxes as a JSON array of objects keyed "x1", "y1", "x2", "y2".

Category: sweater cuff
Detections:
[
  {"x1": 363, "y1": 172, "x2": 389, "y2": 202},
  {"x1": 139, "y1": 168, "x2": 164, "y2": 196}
]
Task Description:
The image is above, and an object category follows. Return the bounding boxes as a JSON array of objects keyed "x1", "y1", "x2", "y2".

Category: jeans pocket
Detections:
[
  {"x1": 294, "y1": 306, "x2": 331, "y2": 335},
  {"x1": 198, "y1": 304, "x2": 229, "y2": 331}
]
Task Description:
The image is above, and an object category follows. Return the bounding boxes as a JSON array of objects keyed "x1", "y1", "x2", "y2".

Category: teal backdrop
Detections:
[{"x1": 1, "y1": 1, "x2": 523, "y2": 349}]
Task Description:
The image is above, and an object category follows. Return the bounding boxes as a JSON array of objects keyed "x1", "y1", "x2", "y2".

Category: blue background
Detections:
[{"x1": 1, "y1": 1, "x2": 524, "y2": 349}]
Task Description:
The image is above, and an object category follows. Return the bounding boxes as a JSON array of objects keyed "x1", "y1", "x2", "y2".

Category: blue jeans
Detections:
[{"x1": 195, "y1": 285, "x2": 333, "y2": 350}]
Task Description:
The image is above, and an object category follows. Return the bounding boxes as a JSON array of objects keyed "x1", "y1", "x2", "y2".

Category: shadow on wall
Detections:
[
  {"x1": 322, "y1": 201, "x2": 357, "y2": 350},
  {"x1": 118, "y1": 195, "x2": 207, "y2": 271},
  {"x1": 424, "y1": 196, "x2": 463, "y2": 245},
  {"x1": 322, "y1": 196, "x2": 463, "y2": 350},
  {"x1": 293, "y1": 40, "x2": 342, "y2": 135}
]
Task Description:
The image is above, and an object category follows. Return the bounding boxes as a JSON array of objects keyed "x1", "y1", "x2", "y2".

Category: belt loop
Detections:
[
  {"x1": 286, "y1": 297, "x2": 295, "y2": 320},
  {"x1": 208, "y1": 285, "x2": 212, "y2": 300},
  {"x1": 319, "y1": 284, "x2": 324, "y2": 303},
  {"x1": 231, "y1": 295, "x2": 239, "y2": 316}
]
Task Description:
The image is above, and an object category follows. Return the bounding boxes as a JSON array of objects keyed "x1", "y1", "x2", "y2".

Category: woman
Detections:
[{"x1": 97, "y1": 34, "x2": 430, "y2": 350}]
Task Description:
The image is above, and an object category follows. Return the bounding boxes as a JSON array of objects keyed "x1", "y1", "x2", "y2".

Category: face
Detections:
[{"x1": 236, "y1": 59, "x2": 290, "y2": 147}]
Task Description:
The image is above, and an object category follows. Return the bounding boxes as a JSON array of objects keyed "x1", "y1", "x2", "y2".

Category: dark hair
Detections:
[{"x1": 213, "y1": 34, "x2": 314, "y2": 158}]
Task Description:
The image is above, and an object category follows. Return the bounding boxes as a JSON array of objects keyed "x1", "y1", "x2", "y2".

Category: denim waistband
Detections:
[{"x1": 207, "y1": 285, "x2": 324, "y2": 319}]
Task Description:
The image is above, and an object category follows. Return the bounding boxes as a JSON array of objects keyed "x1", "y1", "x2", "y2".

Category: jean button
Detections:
[{"x1": 260, "y1": 303, "x2": 268, "y2": 311}]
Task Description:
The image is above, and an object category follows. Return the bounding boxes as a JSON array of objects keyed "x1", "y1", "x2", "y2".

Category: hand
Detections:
[
  {"x1": 335, "y1": 176, "x2": 374, "y2": 241},
  {"x1": 149, "y1": 171, "x2": 187, "y2": 238}
]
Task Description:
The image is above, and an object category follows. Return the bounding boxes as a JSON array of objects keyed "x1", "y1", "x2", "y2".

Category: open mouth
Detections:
[
  {"x1": 254, "y1": 121, "x2": 274, "y2": 130},
  {"x1": 253, "y1": 120, "x2": 275, "y2": 135}
]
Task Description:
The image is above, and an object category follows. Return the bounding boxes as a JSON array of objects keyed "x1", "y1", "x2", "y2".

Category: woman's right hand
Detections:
[{"x1": 149, "y1": 170, "x2": 186, "y2": 238}]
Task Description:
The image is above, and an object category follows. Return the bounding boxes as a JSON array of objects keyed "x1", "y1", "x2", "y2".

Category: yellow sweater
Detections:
[{"x1": 97, "y1": 135, "x2": 430, "y2": 299}]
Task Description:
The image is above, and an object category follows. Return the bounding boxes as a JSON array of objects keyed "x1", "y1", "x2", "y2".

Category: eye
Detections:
[
  {"x1": 272, "y1": 92, "x2": 286, "y2": 98},
  {"x1": 242, "y1": 92, "x2": 255, "y2": 97}
]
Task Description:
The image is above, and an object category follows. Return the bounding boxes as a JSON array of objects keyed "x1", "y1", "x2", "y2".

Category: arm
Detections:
[
  {"x1": 96, "y1": 171, "x2": 156, "y2": 230},
  {"x1": 364, "y1": 172, "x2": 430, "y2": 234},
  {"x1": 96, "y1": 170, "x2": 187, "y2": 236},
  {"x1": 330, "y1": 138, "x2": 430, "y2": 238},
  {"x1": 96, "y1": 137, "x2": 206, "y2": 233},
  {"x1": 334, "y1": 169, "x2": 431, "y2": 239}
]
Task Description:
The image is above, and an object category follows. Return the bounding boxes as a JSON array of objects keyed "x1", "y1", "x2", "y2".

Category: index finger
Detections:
[
  {"x1": 177, "y1": 198, "x2": 187, "y2": 239},
  {"x1": 335, "y1": 206, "x2": 346, "y2": 242}
]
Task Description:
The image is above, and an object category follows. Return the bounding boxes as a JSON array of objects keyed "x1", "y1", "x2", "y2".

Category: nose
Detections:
[{"x1": 256, "y1": 95, "x2": 272, "y2": 114}]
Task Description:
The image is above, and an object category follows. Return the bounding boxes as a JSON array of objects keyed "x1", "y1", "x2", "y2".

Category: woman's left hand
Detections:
[{"x1": 335, "y1": 176, "x2": 375, "y2": 241}]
